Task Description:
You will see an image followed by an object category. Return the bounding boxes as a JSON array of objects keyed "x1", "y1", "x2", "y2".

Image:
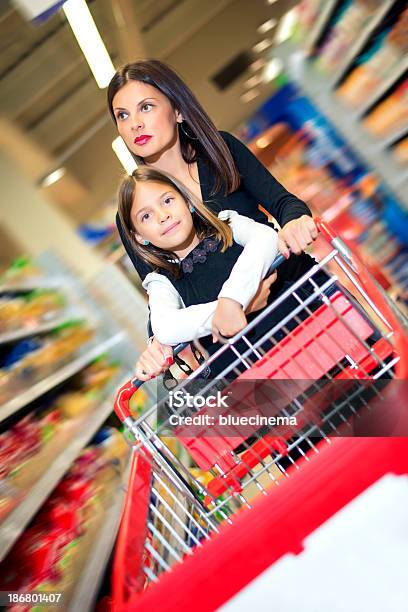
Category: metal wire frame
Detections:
[{"x1": 128, "y1": 450, "x2": 217, "y2": 586}]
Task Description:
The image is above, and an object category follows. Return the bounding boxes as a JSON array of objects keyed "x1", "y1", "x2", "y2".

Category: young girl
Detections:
[
  {"x1": 108, "y1": 59, "x2": 319, "y2": 378},
  {"x1": 118, "y1": 167, "x2": 281, "y2": 379}
]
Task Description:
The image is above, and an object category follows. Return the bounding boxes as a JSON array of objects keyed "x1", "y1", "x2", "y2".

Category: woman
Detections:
[{"x1": 107, "y1": 59, "x2": 318, "y2": 379}]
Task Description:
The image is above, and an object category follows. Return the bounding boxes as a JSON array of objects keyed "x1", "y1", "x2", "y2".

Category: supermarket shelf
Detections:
[
  {"x1": 68, "y1": 457, "x2": 132, "y2": 612},
  {"x1": 0, "y1": 317, "x2": 68, "y2": 346},
  {"x1": 106, "y1": 245, "x2": 126, "y2": 265},
  {"x1": 0, "y1": 332, "x2": 124, "y2": 423},
  {"x1": 357, "y1": 56, "x2": 408, "y2": 118},
  {"x1": 0, "y1": 383, "x2": 127, "y2": 564},
  {"x1": 303, "y1": 0, "x2": 339, "y2": 55},
  {"x1": 274, "y1": 42, "x2": 408, "y2": 211},
  {"x1": 0, "y1": 281, "x2": 60, "y2": 294},
  {"x1": 379, "y1": 125, "x2": 408, "y2": 150},
  {"x1": 331, "y1": 0, "x2": 396, "y2": 87}
]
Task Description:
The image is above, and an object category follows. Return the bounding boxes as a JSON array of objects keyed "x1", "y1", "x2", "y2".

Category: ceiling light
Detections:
[
  {"x1": 263, "y1": 58, "x2": 283, "y2": 82},
  {"x1": 266, "y1": 0, "x2": 279, "y2": 5},
  {"x1": 240, "y1": 89, "x2": 260, "y2": 103},
  {"x1": 244, "y1": 74, "x2": 263, "y2": 89},
  {"x1": 63, "y1": 0, "x2": 115, "y2": 88},
  {"x1": 40, "y1": 167, "x2": 66, "y2": 188},
  {"x1": 252, "y1": 39, "x2": 273, "y2": 54},
  {"x1": 257, "y1": 18, "x2": 277, "y2": 34},
  {"x1": 274, "y1": 7, "x2": 298, "y2": 45},
  {"x1": 112, "y1": 137, "x2": 137, "y2": 175},
  {"x1": 249, "y1": 59, "x2": 266, "y2": 72}
]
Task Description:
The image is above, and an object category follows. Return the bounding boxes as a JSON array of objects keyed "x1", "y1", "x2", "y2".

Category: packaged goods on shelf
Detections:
[
  {"x1": 336, "y1": 7, "x2": 408, "y2": 108},
  {"x1": 315, "y1": 0, "x2": 384, "y2": 73},
  {"x1": 0, "y1": 429, "x2": 130, "y2": 609},
  {"x1": 128, "y1": 384, "x2": 149, "y2": 418},
  {"x1": 245, "y1": 94, "x2": 406, "y2": 301},
  {"x1": 297, "y1": 0, "x2": 327, "y2": 35},
  {"x1": 246, "y1": 33, "x2": 407, "y2": 312},
  {"x1": 0, "y1": 357, "x2": 123, "y2": 524},
  {"x1": 296, "y1": 0, "x2": 339, "y2": 52},
  {"x1": 0, "y1": 290, "x2": 66, "y2": 334},
  {"x1": 393, "y1": 137, "x2": 408, "y2": 165},
  {"x1": 263, "y1": 128, "x2": 354, "y2": 217},
  {"x1": 52, "y1": 356, "x2": 121, "y2": 419},
  {"x1": 0, "y1": 320, "x2": 94, "y2": 405},
  {"x1": 363, "y1": 79, "x2": 408, "y2": 138},
  {"x1": 0, "y1": 257, "x2": 43, "y2": 288},
  {"x1": 0, "y1": 250, "x2": 138, "y2": 608},
  {"x1": 248, "y1": 123, "x2": 295, "y2": 169}
]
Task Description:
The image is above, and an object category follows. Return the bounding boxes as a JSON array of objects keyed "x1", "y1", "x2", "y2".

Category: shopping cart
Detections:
[{"x1": 112, "y1": 219, "x2": 408, "y2": 612}]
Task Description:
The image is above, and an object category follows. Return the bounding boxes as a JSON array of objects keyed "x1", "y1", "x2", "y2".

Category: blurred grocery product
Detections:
[
  {"x1": 315, "y1": 0, "x2": 386, "y2": 73},
  {"x1": 0, "y1": 320, "x2": 94, "y2": 405},
  {"x1": 393, "y1": 137, "x2": 408, "y2": 165},
  {"x1": 0, "y1": 432, "x2": 130, "y2": 609},
  {"x1": 336, "y1": 7, "x2": 408, "y2": 108},
  {"x1": 0, "y1": 289, "x2": 66, "y2": 333},
  {"x1": 363, "y1": 79, "x2": 408, "y2": 138},
  {"x1": 128, "y1": 385, "x2": 148, "y2": 418},
  {"x1": 0, "y1": 356, "x2": 124, "y2": 526},
  {"x1": 0, "y1": 257, "x2": 42, "y2": 288},
  {"x1": 259, "y1": 0, "x2": 407, "y2": 315},
  {"x1": 0, "y1": 252, "x2": 138, "y2": 611}
]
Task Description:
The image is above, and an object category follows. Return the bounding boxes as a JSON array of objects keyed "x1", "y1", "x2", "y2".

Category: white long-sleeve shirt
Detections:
[{"x1": 142, "y1": 211, "x2": 279, "y2": 345}]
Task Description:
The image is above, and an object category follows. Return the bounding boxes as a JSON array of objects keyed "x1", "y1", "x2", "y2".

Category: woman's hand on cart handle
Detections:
[{"x1": 278, "y1": 215, "x2": 318, "y2": 259}]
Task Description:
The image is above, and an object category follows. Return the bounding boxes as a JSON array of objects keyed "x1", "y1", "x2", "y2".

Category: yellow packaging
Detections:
[{"x1": 394, "y1": 138, "x2": 408, "y2": 165}]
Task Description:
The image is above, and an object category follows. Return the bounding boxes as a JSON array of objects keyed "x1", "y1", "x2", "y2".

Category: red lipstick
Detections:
[{"x1": 134, "y1": 135, "x2": 152, "y2": 145}]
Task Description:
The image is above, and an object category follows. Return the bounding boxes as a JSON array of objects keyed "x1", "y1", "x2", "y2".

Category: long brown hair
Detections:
[
  {"x1": 108, "y1": 59, "x2": 240, "y2": 196},
  {"x1": 118, "y1": 167, "x2": 233, "y2": 278}
]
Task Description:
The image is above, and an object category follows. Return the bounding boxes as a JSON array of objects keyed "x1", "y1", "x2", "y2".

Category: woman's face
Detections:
[
  {"x1": 112, "y1": 81, "x2": 182, "y2": 162},
  {"x1": 131, "y1": 180, "x2": 196, "y2": 255}
]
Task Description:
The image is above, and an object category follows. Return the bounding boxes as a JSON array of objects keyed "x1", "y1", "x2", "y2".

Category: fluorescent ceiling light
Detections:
[
  {"x1": 244, "y1": 74, "x2": 263, "y2": 89},
  {"x1": 257, "y1": 18, "x2": 277, "y2": 34},
  {"x1": 40, "y1": 167, "x2": 66, "y2": 188},
  {"x1": 274, "y1": 7, "x2": 298, "y2": 45},
  {"x1": 240, "y1": 89, "x2": 260, "y2": 103},
  {"x1": 112, "y1": 137, "x2": 137, "y2": 175},
  {"x1": 252, "y1": 39, "x2": 273, "y2": 54},
  {"x1": 263, "y1": 58, "x2": 283, "y2": 82},
  {"x1": 63, "y1": 0, "x2": 115, "y2": 88}
]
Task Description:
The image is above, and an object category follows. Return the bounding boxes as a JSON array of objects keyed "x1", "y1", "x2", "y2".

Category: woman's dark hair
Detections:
[
  {"x1": 118, "y1": 166, "x2": 233, "y2": 278},
  {"x1": 108, "y1": 59, "x2": 240, "y2": 196}
]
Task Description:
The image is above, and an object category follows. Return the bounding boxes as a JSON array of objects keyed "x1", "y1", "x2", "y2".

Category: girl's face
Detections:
[
  {"x1": 112, "y1": 81, "x2": 182, "y2": 161},
  {"x1": 131, "y1": 180, "x2": 197, "y2": 256}
]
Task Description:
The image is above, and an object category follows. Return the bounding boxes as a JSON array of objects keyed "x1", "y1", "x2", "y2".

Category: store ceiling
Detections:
[{"x1": 0, "y1": 0, "x2": 298, "y2": 223}]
